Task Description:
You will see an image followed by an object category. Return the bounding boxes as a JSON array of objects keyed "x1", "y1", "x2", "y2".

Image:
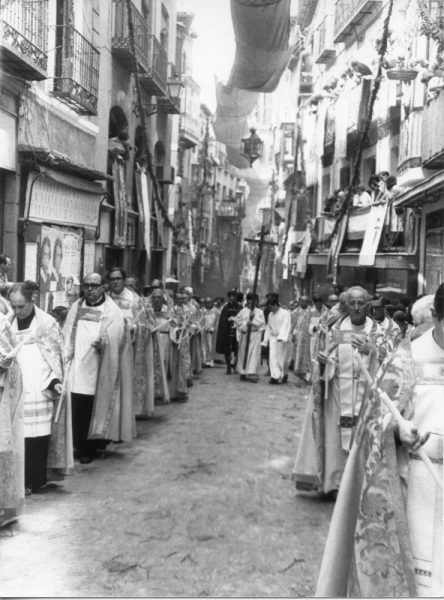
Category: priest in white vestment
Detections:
[
  {"x1": 108, "y1": 266, "x2": 144, "y2": 422},
  {"x1": 293, "y1": 286, "x2": 384, "y2": 496},
  {"x1": 9, "y1": 282, "x2": 66, "y2": 494},
  {"x1": 315, "y1": 283, "x2": 444, "y2": 597},
  {"x1": 233, "y1": 293, "x2": 265, "y2": 382},
  {"x1": 262, "y1": 293, "x2": 291, "y2": 384},
  {"x1": 201, "y1": 298, "x2": 218, "y2": 367},
  {"x1": 64, "y1": 273, "x2": 126, "y2": 463},
  {"x1": 0, "y1": 313, "x2": 23, "y2": 525}
]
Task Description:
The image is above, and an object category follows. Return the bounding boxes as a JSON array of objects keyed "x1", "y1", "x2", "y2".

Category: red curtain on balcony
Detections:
[{"x1": 227, "y1": 0, "x2": 291, "y2": 93}]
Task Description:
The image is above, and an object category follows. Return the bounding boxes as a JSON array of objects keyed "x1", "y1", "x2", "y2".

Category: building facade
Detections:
[
  {"x1": 273, "y1": 0, "x2": 444, "y2": 301},
  {"x1": 0, "y1": 0, "x2": 186, "y2": 307}
]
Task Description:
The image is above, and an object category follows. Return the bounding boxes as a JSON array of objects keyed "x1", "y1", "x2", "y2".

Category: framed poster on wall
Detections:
[{"x1": 38, "y1": 225, "x2": 83, "y2": 311}]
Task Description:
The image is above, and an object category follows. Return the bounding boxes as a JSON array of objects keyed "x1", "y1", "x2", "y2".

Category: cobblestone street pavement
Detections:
[{"x1": 0, "y1": 365, "x2": 334, "y2": 597}]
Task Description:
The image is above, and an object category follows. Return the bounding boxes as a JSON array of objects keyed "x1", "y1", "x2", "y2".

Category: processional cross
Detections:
[{"x1": 242, "y1": 226, "x2": 277, "y2": 371}]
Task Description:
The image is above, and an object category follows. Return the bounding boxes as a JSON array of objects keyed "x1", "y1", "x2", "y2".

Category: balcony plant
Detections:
[{"x1": 383, "y1": 55, "x2": 419, "y2": 82}]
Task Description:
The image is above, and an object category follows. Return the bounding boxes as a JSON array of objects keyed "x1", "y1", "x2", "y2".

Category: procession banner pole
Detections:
[
  {"x1": 242, "y1": 226, "x2": 277, "y2": 371},
  {"x1": 354, "y1": 350, "x2": 443, "y2": 492}
]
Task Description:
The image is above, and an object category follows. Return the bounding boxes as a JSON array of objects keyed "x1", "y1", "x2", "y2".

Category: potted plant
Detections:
[{"x1": 384, "y1": 56, "x2": 419, "y2": 81}]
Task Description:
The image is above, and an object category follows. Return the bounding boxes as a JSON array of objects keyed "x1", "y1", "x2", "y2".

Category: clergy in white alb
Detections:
[
  {"x1": 9, "y1": 282, "x2": 70, "y2": 493},
  {"x1": 262, "y1": 294, "x2": 291, "y2": 383},
  {"x1": 233, "y1": 293, "x2": 265, "y2": 380}
]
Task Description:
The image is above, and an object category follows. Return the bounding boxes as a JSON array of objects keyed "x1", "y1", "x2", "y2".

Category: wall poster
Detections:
[
  {"x1": 24, "y1": 243, "x2": 38, "y2": 283},
  {"x1": 39, "y1": 225, "x2": 83, "y2": 311}
]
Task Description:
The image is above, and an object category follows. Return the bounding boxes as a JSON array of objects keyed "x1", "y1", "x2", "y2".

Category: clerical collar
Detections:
[
  {"x1": 84, "y1": 294, "x2": 106, "y2": 307},
  {"x1": 16, "y1": 306, "x2": 36, "y2": 330}
]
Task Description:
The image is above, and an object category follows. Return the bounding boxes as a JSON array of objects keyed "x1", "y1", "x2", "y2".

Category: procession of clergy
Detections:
[{"x1": 1, "y1": 261, "x2": 443, "y2": 597}]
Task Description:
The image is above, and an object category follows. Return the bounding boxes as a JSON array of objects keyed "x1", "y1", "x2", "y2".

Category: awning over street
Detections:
[
  {"x1": 214, "y1": 0, "x2": 291, "y2": 169},
  {"x1": 228, "y1": 0, "x2": 291, "y2": 93}
]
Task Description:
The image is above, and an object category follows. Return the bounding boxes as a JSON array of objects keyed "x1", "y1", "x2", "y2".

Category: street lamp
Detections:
[
  {"x1": 167, "y1": 76, "x2": 184, "y2": 103},
  {"x1": 136, "y1": 69, "x2": 184, "y2": 116},
  {"x1": 240, "y1": 128, "x2": 264, "y2": 167}
]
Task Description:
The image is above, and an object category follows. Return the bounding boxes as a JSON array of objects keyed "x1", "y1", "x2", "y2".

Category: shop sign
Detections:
[{"x1": 26, "y1": 174, "x2": 101, "y2": 228}]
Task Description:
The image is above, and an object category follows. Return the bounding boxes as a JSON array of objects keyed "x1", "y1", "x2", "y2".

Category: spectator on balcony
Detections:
[
  {"x1": 368, "y1": 174, "x2": 381, "y2": 203},
  {"x1": 323, "y1": 194, "x2": 339, "y2": 216},
  {"x1": 352, "y1": 184, "x2": 372, "y2": 208}
]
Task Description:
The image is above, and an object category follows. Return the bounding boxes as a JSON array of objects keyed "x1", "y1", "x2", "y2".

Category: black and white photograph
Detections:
[{"x1": 0, "y1": 0, "x2": 443, "y2": 597}]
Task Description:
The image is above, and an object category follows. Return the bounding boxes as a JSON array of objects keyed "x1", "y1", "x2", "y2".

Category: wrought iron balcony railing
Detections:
[
  {"x1": 53, "y1": 26, "x2": 100, "y2": 116},
  {"x1": 334, "y1": 0, "x2": 382, "y2": 44},
  {"x1": 179, "y1": 113, "x2": 200, "y2": 148},
  {"x1": 111, "y1": 0, "x2": 148, "y2": 73},
  {"x1": 0, "y1": 0, "x2": 48, "y2": 80},
  {"x1": 140, "y1": 35, "x2": 168, "y2": 96},
  {"x1": 156, "y1": 62, "x2": 182, "y2": 114},
  {"x1": 216, "y1": 200, "x2": 242, "y2": 219},
  {"x1": 314, "y1": 15, "x2": 336, "y2": 64}
]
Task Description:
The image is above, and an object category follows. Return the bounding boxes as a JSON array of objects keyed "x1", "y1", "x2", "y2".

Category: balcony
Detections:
[
  {"x1": 334, "y1": 0, "x2": 383, "y2": 44},
  {"x1": 216, "y1": 199, "x2": 243, "y2": 219},
  {"x1": 314, "y1": 15, "x2": 336, "y2": 64},
  {"x1": 397, "y1": 109, "x2": 424, "y2": 186},
  {"x1": 0, "y1": 0, "x2": 48, "y2": 80},
  {"x1": 111, "y1": 0, "x2": 148, "y2": 73},
  {"x1": 156, "y1": 63, "x2": 182, "y2": 114},
  {"x1": 53, "y1": 26, "x2": 100, "y2": 116},
  {"x1": 140, "y1": 35, "x2": 168, "y2": 96},
  {"x1": 313, "y1": 205, "x2": 412, "y2": 260},
  {"x1": 422, "y1": 90, "x2": 444, "y2": 169},
  {"x1": 300, "y1": 71, "x2": 313, "y2": 94},
  {"x1": 288, "y1": 22, "x2": 305, "y2": 71}
]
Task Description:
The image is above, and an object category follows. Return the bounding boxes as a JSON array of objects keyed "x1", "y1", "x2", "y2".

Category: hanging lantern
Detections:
[{"x1": 240, "y1": 128, "x2": 264, "y2": 167}]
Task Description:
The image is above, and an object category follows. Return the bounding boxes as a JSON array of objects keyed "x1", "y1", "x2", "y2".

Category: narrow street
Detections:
[{"x1": 0, "y1": 365, "x2": 333, "y2": 598}]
